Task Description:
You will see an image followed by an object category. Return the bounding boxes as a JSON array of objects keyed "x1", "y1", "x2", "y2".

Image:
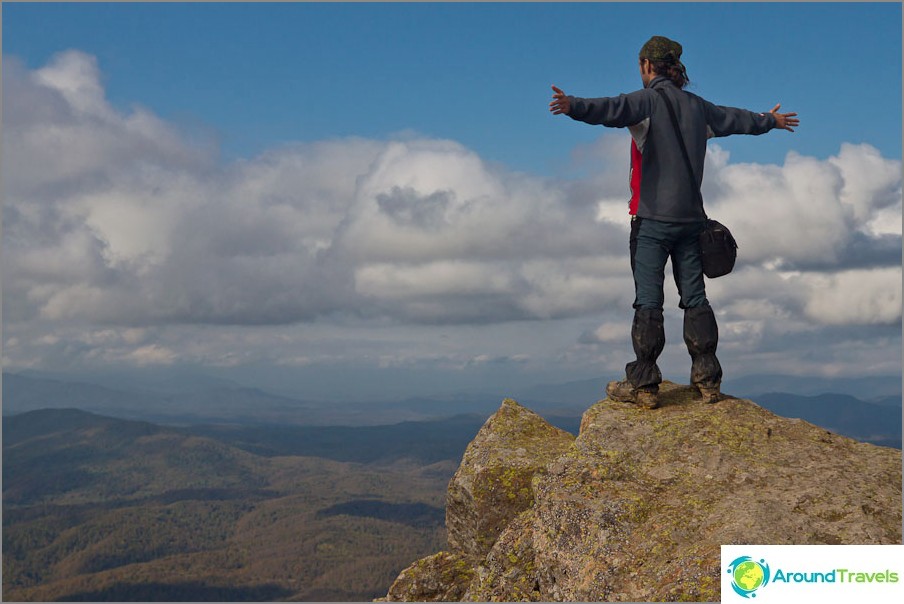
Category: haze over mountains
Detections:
[
  {"x1": 3, "y1": 407, "x2": 459, "y2": 601},
  {"x1": 3, "y1": 370, "x2": 901, "y2": 447},
  {"x1": 2, "y1": 369, "x2": 900, "y2": 600}
]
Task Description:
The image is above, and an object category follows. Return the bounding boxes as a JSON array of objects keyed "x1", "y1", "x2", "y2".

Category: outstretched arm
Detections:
[
  {"x1": 769, "y1": 104, "x2": 799, "y2": 132},
  {"x1": 704, "y1": 100, "x2": 795, "y2": 137},
  {"x1": 549, "y1": 84, "x2": 652, "y2": 127}
]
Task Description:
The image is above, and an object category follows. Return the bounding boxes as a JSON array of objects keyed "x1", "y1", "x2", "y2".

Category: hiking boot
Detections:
[
  {"x1": 606, "y1": 379, "x2": 635, "y2": 402},
  {"x1": 696, "y1": 384, "x2": 722, "y2": 404},
  {"x1": 636, "y1": 389, "x2": 660, "y2": 410},
  {"x1": 607, "y1": 380, "x2": 660, "y2": 409}
]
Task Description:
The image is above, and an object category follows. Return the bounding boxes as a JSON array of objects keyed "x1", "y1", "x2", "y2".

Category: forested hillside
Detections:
[{"x1": 2, "y1": 408, "x2": 466, "y2": 601}]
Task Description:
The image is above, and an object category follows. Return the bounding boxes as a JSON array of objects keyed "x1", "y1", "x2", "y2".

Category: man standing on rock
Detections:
[{"x1": 549, "y1": 35, "x2": 798, "y2": 409}]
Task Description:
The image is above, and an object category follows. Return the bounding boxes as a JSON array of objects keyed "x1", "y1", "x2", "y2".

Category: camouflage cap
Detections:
[{"x1": 639, "y1": 35, "x2": 683, "y2": 64}]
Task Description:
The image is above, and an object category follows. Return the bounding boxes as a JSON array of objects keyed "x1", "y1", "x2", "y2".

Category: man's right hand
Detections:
[{"x1": 549, "y1": 85, "x2": 570, "y2": 115}]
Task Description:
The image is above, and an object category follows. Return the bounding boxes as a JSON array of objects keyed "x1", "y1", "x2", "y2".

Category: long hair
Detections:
[{"x1": 651, "y1": 59, "x2": 689, "y2": 89}]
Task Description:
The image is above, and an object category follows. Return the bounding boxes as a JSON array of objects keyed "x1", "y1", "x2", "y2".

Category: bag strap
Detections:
[{"x1": 654, "y1": 87, "x2": 707, "y2": 220}]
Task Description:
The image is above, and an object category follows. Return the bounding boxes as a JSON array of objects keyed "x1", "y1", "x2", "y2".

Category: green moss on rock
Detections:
[
  {"x1": 446, "y1": 399, "x2": 574, "y2": 559},
  {"x1": 384, "y1": 384, "x2": 902, "y2": 602},
  {"x1": 383, "y1": 551, "x2": 475, "y2": 602}
]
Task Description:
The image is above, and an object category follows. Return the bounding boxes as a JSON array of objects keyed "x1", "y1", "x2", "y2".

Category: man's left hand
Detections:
[{"x1": 770, "y1": 103, "x2": 799, "y2": 132}]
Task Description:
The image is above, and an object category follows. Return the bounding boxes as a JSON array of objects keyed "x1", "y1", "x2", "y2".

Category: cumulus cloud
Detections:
[
  {"x1": 799, "y1": 268, "x2": 902, "y2": 325},
  {"x1": 702, "y1": 143, "x2": 902, "y2": 270},
  {"x1": 3, "y1": 50, "x2": 626, "y2": 330},
  {"x1": 578, "y1": 322, "x2": 628, "y2": 345},
  {"x1": 2, "y1": 50, "x2": 901, "y2": 377}
]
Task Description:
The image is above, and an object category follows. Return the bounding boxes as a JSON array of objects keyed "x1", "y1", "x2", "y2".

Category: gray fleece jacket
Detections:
[{"x1": 567, "y1": 75, "x2": 776, "y2": 222}]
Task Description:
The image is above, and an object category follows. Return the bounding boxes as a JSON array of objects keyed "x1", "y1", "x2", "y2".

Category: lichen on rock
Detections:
[
  {"x1": 381, "y1": 551, "x2": 475, "y2": 602},
  {"x1": 382, "y1": 384, "x2": 902, "y2": 602},
  {"x1": 445, "y1": 398, "x2": 575, "y2": 560}
]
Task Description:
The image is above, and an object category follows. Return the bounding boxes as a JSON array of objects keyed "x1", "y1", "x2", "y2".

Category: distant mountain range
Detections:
[
  {"x1": 2, "y1": 407, "x2": 457, "y2": 601},
  {"x1": 722, "y1": 373, "x2": 903, "y2": 401},
  {"x1": 512, "y1": 373, "x2": 902, "y2": 406},
  {"x1": 514, "y1": 376, "x2": 901, "y2": 449},
  {"x1": 2, "y1": 370, "x2": 899, "y2": 447},
  {"x1": 2, "y1": 366, "x2": 900, "y2": 600},
  {"x1": 749, "y1": 392, "x2": 901, "y2": 449},
  {"x1": 1, "y1": 372, "x2": 502, "y2": 425}
]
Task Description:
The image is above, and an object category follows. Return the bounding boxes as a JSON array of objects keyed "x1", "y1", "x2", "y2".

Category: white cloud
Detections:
[
  {"x1": 2, "y1": 50, "x2": 901, "y2": 380},
  {"x1": 31, "y1": 49, "x2": 108, "y2": 115},
  {"x1": 704, "y1": 143, "x2": 901, "y2": 269},
  {"x1": 829, "y1": 143, "x2": 903, "y2": 233},
  {"x1": 123, "y1": 344, "x2": 178, "y2": 366},
  {"x1": 801, "y1": 268, "x2": 902, "y2": 325},
  {"x1": 337, "y1": 138, "x2": 612, "y2": 266},
  {"x1": 706, "y1": 152, "x2": 849, "y2": 265},
  {"x1": 3, "y1": 52, "x2": 624, "y2": 328},
  {"x1": 579, "y1": 322, "x2": 628, "y2": 345},
  {"x1": 355, "y1": 261, "x2": 516, "y2": 299},
  {"x1": 3, "y1": 52, "x2": 210, "y2": 204}
]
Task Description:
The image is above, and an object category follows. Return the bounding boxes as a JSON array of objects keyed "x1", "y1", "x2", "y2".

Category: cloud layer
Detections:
[{"x1": 3, "y1": 50, "x2": 901, "y2": 381}]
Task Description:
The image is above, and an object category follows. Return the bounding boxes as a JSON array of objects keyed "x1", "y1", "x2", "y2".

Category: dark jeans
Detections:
[
  {"x1": 626, "y1": 216, "x2": 722, "y2": 391},
  {"x1": 630, "y1": 216, "x2": 707, "y2": 311}
]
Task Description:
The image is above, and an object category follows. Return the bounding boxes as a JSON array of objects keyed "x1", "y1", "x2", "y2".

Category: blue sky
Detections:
[
  {"x1": 4, "y1": 2, "x2": 901, "y2": 172},
  {"x1": 2, "y1": 2, "x2": 902, "y2": 401}
]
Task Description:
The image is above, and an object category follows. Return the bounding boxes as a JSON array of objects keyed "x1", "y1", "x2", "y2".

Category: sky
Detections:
[{"x1": 2, "y1": 2, "x2": 902, "y2": 402}]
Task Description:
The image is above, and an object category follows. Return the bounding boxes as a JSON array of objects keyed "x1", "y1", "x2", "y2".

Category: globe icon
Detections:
[{"x1": 733, "y1": 560, "x2": 765, "y2": 592}]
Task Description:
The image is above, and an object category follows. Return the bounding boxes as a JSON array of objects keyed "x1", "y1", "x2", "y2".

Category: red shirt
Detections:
[{"x1": 629, "y1": 139, "x2": 643, "y2": 215}]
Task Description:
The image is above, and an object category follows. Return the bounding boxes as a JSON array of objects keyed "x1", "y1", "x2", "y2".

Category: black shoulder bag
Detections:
[{"x1": 655, "y1": 88, "x2": 738, "y2": 279}]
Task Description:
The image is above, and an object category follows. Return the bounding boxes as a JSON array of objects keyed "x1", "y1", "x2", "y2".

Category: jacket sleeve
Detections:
[
  {"x1": 567, "y1": 90, "x2": 653, "y2": 128},
  {"x1": 703, "y1": 100, "x2": 776, "y2": 137}
]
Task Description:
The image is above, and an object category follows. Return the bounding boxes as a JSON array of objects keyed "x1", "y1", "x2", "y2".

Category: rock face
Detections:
[
  {"x1": 382, "y1": 382, "x2": 902, "y2": 602},
  {"x1": 446, "y1": 398, "x2": 576, "y2": 560}
]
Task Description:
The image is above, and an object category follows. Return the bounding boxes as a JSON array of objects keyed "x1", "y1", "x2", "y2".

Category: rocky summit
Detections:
[{"x1": 381, "y1": 382, "x2": 902, "y2": 602}]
